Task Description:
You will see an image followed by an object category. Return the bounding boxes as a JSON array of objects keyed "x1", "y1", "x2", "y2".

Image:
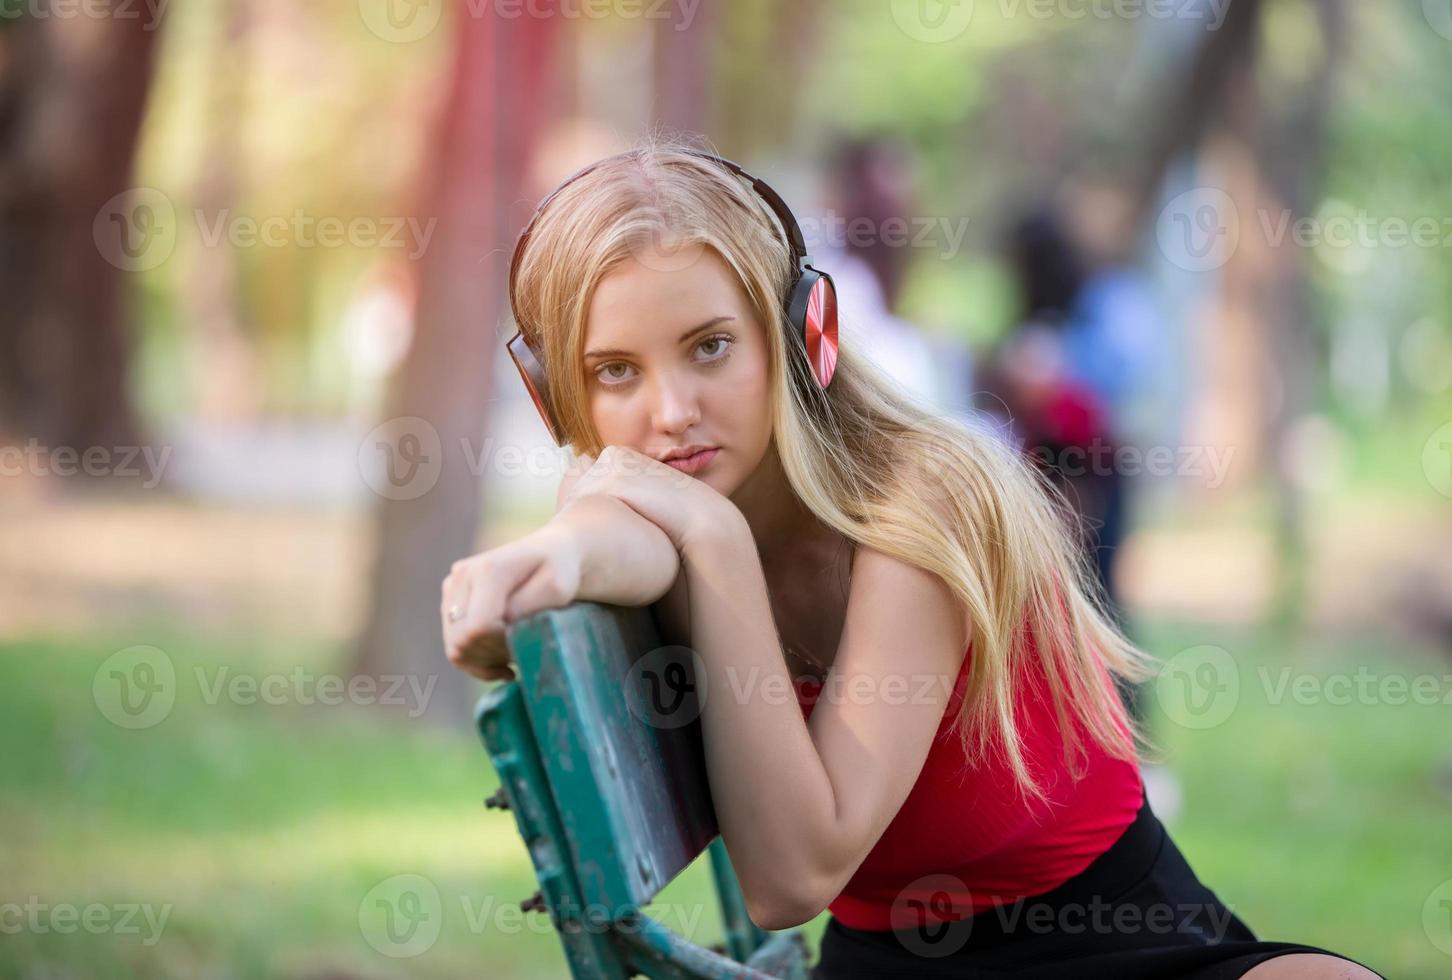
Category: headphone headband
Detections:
[{"x1": 507, "y1": 150, "x2": 809, "y2": 328}]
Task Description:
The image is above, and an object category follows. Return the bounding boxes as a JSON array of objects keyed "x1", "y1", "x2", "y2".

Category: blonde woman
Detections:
[{"x1": 440, "y1": 137, "x2": 1381, "y2": 980}]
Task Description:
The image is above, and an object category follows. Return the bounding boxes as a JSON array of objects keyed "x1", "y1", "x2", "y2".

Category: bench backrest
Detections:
[
  {"x1": 479, "y1": 601, "x2": 813, "y2": 975},
  {"x1": 475, "y1": 601, "x2": 809, "y2": 978},
  {"x1": 497, "y1": 601, "x2": 717, "y2": 909}
]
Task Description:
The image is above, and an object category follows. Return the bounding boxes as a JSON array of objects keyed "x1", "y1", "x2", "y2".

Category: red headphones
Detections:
[{"x1": 504, "y1": 149, "x2": 839, "y2": 446}]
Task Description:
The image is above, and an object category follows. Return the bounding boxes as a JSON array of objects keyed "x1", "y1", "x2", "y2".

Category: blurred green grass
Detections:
[{"x1": 1, "y1": 619, "x2": 1446, "y2": 977}]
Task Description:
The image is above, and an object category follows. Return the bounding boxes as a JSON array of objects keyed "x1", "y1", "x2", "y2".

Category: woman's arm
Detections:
[
  {"x1": 439, "y1": 488, "x2": 681, "y2": 681},
  {"x1": 682, "y1": 513, "x2": 969, "y2": 931},
  {"x1": 550, "y1": 493, "x2": 681, "y2": 608}
]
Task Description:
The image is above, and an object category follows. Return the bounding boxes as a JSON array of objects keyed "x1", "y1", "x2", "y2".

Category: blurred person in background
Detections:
[
  {"x1": 812, "y1": 136, "x2": 974, "y2": 420},
  {"x1": 979, "y1": 201, "x2": 1180, "y2": 818}
]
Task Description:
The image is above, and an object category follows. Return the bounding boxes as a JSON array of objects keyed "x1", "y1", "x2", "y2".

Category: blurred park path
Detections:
[{"x1": 4, "y1": 446, "x2": 1449, "y2": 653}]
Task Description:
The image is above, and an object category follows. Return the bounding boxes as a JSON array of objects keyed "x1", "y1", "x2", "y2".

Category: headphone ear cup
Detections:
[
  {"x1": 786, "y1": 267, "x2": 839, "y2": 389},
  {"x1": 506, "y1": 332, "x2": 564, "y2": 446}
]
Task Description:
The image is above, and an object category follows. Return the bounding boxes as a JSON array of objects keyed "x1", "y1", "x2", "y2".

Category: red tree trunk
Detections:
[{"x1": 352, "y1": 2, "x2": 564, "y2": 724}]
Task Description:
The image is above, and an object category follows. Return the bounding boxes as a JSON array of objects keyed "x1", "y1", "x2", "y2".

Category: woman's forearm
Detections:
[
  {"x1": 680, "y1": 516, "x2": 840, "y2": 927},
  {"x1": 549, "y1": 493, "x2": 681, "y2": 608}
]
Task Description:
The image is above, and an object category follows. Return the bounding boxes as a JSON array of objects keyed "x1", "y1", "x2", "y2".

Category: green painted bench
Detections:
[{"x1": 474, "y1": 601, "x2": 812, "y2": 978}]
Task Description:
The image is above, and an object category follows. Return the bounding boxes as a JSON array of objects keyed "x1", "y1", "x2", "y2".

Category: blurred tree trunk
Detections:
[
  {"x1": 713, "y1": 0, "x2": 824, "y2": 156},
  {"x1": 652, "y1": 0, "x2": 714, "y2": 134},
  {"x1": 0, "y1": 10, "x2": 162, "y2": 454},
  {"x1": 1128, "y1": 0, "x2": 1263, "y2": 229},
  {"x1": 352, "y1": 2, "x2": 563, "y2": 725},
  {"x1": 181, "y1": 0, "x2": 260, "y2": 424},
  {"x1": 1257, "y1": 0, "x2": 1347, "y2": 637},
  {"x1": 1126, "y1": 0, "x2": 1347, "y2": 635}
]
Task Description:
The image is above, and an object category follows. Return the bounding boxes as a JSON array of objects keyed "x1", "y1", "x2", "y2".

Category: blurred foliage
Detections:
[
  {"x1": 119, "y1": 1, "x2": 1451, "y2": 446},
  {"x1": 3, "y1": 618, "x2": 1441, "y2": 976},
  {"x1": 131, "y1": 0, "x2": 446, "y2": 420}
]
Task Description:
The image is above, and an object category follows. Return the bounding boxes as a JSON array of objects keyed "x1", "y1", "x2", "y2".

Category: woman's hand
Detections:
[
  {"x1": 560, "y1": 445, "x2": 740, "y2": 554},
  {"x1": 440, "y1": 524, "x2": 582, "y2": 682}
]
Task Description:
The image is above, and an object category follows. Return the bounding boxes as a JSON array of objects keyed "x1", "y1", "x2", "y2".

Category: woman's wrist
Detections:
[
  {"x1": 548, "y1": 493, "x2": 681, "y2": 607},
  {"x1": 679, "y1": 498, "x2": 751, "y2": 566}
]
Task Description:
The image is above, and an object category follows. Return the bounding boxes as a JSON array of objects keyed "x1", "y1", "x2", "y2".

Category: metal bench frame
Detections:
[{"x1": 474, "y1": 601, "x2": 811, "y2": 978}]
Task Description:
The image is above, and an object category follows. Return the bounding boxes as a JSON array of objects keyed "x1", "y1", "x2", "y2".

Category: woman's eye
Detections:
[
  {"x1": 697, "y1": 335, "x2": 733, "y2": 360},
  {"x1": 595, "y1": 335, "x2": 733, "y2": 388},
  {"x1": 597, "y1": 363, "x2": 635, "y2": 384}
]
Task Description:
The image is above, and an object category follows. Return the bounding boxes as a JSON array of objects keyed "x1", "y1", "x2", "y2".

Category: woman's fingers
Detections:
[
  {"x1": 459, "y1": 633, "x2": 515, "y2": 683},
  {"x1": 441, "y1": 530, "x2": 583, "y2": 682},
  {"x1": 442, "y1": 554, "x2": 520, "y2": 679},
  {"x1": 441, "y1": 566, "x2": 474, "y2": 663},
  {"x1": 462, "y1": 556, "x2": 510, "y2": 641}
]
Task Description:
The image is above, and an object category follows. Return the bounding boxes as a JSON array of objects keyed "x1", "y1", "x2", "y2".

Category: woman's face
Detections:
[{"x1": 582, "y1": 242, "x2": 773, "y2": 497}]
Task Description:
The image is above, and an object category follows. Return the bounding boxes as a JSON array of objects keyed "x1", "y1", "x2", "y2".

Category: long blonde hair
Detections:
[{"x1": 510, "y1": 132, "x2": 1161, "y2": 806}]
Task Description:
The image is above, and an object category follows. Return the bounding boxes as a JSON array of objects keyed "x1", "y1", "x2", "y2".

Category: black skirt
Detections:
[{"x1": 810, "y1": 787, "x2": 1384, "y2": 979}]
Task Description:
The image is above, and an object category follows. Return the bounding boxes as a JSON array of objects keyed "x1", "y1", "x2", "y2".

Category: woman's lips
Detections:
[{"x1": 664, "y1": 448, "x2": 719, "y2": 475}]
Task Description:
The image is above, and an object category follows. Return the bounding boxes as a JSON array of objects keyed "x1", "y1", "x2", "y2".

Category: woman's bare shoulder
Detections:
[{"x1": 843, "y1": 545, "x2": 970, "y2": 664}]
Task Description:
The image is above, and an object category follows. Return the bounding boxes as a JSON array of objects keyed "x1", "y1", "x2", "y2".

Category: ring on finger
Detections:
[{"x1": 447, "y1": 603, "x2": 465, "y2": 623}]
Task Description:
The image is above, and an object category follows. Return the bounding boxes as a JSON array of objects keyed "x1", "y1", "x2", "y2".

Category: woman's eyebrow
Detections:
[{"x1": 583, "y1": 316, "x2": 736, "y2": 361}]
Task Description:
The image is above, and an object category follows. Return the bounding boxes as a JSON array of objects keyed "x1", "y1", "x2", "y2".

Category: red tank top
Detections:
[{"x1": 793, "y1": 629, "x2": 1144, "y2": 931}]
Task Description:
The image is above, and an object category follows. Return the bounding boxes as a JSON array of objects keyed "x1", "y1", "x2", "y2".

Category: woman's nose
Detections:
[{"x1": 649, "y1": 372, "x2": 702, "y2": 434}]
